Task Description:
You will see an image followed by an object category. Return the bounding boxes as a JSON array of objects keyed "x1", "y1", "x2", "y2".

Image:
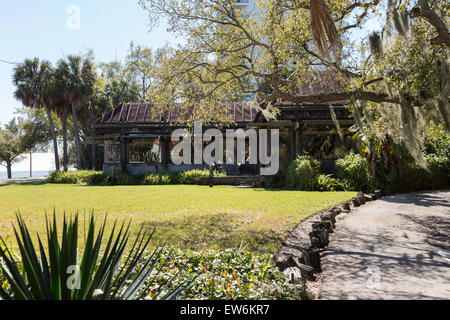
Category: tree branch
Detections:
[
  {"x1": 411, "y1": 0, "x2": 450, "y2": 46},
  {"x1": 278, "y1": 90, "x2": 398, "y2": 105}
]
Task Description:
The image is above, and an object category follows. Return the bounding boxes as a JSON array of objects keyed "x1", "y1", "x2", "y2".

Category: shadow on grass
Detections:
[{"x1": 139, "y1": 212, "x2": 282, "y2": 254}]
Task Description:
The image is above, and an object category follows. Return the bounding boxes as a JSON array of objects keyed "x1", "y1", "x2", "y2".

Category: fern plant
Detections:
[{"x1": 0, "y1": 213, "x2": 193, "y2": 300}]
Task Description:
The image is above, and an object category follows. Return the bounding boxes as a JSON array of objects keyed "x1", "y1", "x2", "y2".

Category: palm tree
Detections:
[
  {"x1": 13, "y1": 58, "x2": 60, "y2": 171},
  {"x1": 56, "y1": 55, "x2": 96, "y2": 169},
  {"x1": 46, "y1": 78, "x2": 70, "y2": 170}
]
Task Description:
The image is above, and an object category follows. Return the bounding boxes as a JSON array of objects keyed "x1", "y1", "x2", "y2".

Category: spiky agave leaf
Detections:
[{"x1": 0, "y1": 212, "x2": 193, "y2": 300}]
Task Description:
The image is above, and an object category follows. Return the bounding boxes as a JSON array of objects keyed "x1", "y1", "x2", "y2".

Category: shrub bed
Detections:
[
  {"x1": 131, "y1": 247, "x2": 301, "y2": 300},
  {"x1": 47, "y1": 169, "x2": 227, "y2": 186},
  {"x1": 336, "y1": 152, "x2": 372, "y2": 192},
  {"x1": 177, "y1": 169, "x2": 227, "y2": 184},
  {"x1": 47, "y1": 170, "x2": 106, "y2": 185},
  {"x1": 0, "y1": 246, "x2": 300, "y2": 300},
  {"x1": 285, "y1": 155, "x2": 320, "y2": 190}
]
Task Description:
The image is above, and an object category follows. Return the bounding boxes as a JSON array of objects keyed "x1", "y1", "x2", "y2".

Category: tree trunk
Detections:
[
  {"x1": 71, "y1": 102, "x2": 83, "y2": 169},
  {"x1": 7, "y1": 162, "x2": 12, "y2": 179},
  {"x1": 29, "y1": 151, "x2": 32, "y2": 178},
  {"x1": 45, "y1": 105, "x2": 60, "y2": 171},
  {"x1": 91, "y1": 127, "x2": 96, "y2": 171},
  {"x1": 62, "y1": 110, "x2": 69, "y2": 171}
]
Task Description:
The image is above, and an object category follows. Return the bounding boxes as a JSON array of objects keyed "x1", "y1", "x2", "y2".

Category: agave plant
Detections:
[{"x1": 0, "y1": 213, "x2": 193, "y2": 300}]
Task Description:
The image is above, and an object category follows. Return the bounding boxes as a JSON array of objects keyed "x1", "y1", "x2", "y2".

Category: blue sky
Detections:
[{"x1": 0, "y1": 1, "x2": 177, "y2": 173}]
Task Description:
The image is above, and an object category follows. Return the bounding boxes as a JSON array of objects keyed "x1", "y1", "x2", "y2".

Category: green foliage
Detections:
[
  {"x1": 47, "y1": 169, "x2": 228, "y2": 186},
  {"x1": 362, "y1": 124, "x2": 450, "y2": 193},
  {"x1": 378, "y1": 126, "x2": 450, "y2": 193},
  {"x1": 315, "y1": 174, "x2": 345, "y2": 191},
  {"x1": 260, "y1": 163, "x2": 288, "y2": 189},
  {"x1": 285, "y1": 155, "x2": 321, "y2": 191},
  {"x1": 0, "y1": 236, "x2": 10, "y2": 293},
  {"x1": 0, "y1": 214, "x2": 192, "y2": 300},
  {"x1": 0, "y1": 117, "x2": 49, "y2": 174},
  {"x1": 262, "y1": 157, "x2": 347, "y2": 192},
  {"x1": 336, "y1": 152, "x2": 372, "y2": 192},
  {"x1": 48, "y1": 170, "x2": 105, "y2": 185},
  {"x1": 112, "y1": 173, "x2": 141, "y2": 185},
  {"x1": 131, "y1": 246, "x2": 301, "y2": 300},
  {"x1": 176, "y1": 169, "x2": 226, "y2": 185},
  {"x1": 143, "y1": 173, "x2": 174, "y2": 185},
  {"x1": 423, "y1": 125, "x2": 450, "y2": 159}
]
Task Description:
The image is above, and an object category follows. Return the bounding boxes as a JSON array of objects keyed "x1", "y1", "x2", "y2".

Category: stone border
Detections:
[{"x1": 272, "y1": 190, "x2": 383, "y2": 299}]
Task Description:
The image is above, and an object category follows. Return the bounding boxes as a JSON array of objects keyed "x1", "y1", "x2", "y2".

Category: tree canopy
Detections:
[
  {"x1": 138, "y1": 0, "x2": 449, "y2": 161},
  {"x1": 0, "y1": 116, "x2": 50, "y2": 178}
]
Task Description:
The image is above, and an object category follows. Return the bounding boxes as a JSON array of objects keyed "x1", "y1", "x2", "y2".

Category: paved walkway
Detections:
[
  {"x1": 320, "y1": 191, "x2": 450, "y2": 300},
  {"x1": 0, "y1": 177, "x2": 46, "y2": 184}
]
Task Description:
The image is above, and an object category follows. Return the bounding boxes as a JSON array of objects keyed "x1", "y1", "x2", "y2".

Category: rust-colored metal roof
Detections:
[
  {"x1": 95, "y1": 102, "x2": 257, "y2": 126},
  {"x1": 95, "y1": 70, "x2": 348, "y2": 127}
]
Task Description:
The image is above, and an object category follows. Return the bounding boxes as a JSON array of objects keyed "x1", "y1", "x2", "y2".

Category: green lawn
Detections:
[{"x1": 0, "y1": 183, "x2": 355, "y2": 254}]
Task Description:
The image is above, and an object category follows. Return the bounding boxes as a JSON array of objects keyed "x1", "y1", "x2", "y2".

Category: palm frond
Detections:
[{"x1": 309, "y1": 0, "x2": 341, "y2": 57}]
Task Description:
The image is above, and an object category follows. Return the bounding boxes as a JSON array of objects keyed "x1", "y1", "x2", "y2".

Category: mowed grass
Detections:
[{"x1": 0, "y1": 183, "x2": 355, "y2": 254}]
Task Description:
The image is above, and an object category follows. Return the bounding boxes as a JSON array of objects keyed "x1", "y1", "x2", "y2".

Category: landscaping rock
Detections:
[
  {"x1": 321, "y1": 212, "x2": 336, "y2": 225},
  {"x1": 309, "y1": 229, "x2": 329, "y2": 248},
  {"x1": 357, "y1": 192, "x2": 366, "y2": 205},
  {"x1": 341, "y1": 202, "x2": 351, "y2": 211},
  {"x1": 330, "y1": 207, "x2": 341, "y2": 217},
  {"x1": 374, "y1": 189, "x2": 382, "y2": 199},
  {"x1": 275, "y1": 256, "x2": 296, "y2": 271},
  {"x1": 312, "y1": 221, "x2": 333, "y2": 233},
  {"x1": 283, "y1": 256, "x2": 316, "y2": 281},
  {"x1": 295, "y1": 263, "x2": 316, "y2": 281},
  {"x1": 283, "y1": 267, "x2": 303, "y2": 284},
  {"x1": 351, "y1": 197, "x2": 361, "y2": 207},
  {"x1": 311, "y1": 221, "x2": 325, "y2": 230},
  {"x1": 302, "y1": 249, "x2": 321, "y2": 271},
  {"x1": 336, "y1": 212, "x2": 348, "y2": 221}
]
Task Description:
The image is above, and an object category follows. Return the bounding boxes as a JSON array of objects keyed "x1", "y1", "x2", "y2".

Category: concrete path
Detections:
[
  {"x1": 0, "y1": 177, "x2": 46, "y2": 184},
  {"x1": 320, "y1": 191, "x2": 450, "y2": 300}
]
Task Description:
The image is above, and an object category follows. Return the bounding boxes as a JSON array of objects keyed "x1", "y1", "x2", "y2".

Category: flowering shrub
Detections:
[{"x1": 128, "y1": 247, "x2": 301, "y2": 300}]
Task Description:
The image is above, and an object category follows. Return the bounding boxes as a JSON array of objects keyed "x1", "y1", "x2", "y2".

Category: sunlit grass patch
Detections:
[{"x1": 0, "y1": 184, "x2": 355, "y2": 254}]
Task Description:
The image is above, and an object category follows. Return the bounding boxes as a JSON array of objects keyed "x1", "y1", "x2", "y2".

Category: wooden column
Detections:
[
  {"x1": 290, "y1": 127, "x2": 296, "y2": 160},
  {"x1": 160, "y1": 135, "x2": 170, "y2": 169},
  {"x1": 295, "y1": 124, "x2": 303, "y2": 156},
  {"x1": 91, "y1": 127, "x2": 96, "y2": 170},
  {"x1": 120, "y1": 137, "x2": 127, "y2": 173}
]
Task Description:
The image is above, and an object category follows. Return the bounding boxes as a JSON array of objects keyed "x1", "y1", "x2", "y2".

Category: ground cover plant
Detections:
[{"x1": 132, "y1": 246, "x2": 301, "y2": 300}]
